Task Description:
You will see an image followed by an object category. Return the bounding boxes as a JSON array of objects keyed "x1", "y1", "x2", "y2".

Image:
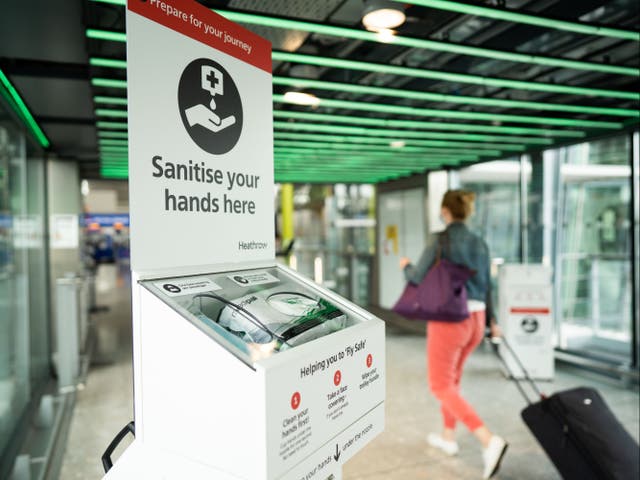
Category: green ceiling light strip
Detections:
[
  {"x1": 272, "y1": 52, "x2": 639, "y2": 101},
  {"x1": 94, "y1": 95, "x2": 127, "y2": 105},
  {"x1": 97, "y1": 120, "x2": 128, "y2": 130},
  {"x1": 98, "y1": 131, "x2": 128, "y2": 139},
  {"x1": 92, "y1": 105, "x2": 584, "y2": 138},
  {"x1": 96, "y1": 108, "x2": 128, "y2": 118},
  {"x1": 87, "y1": 53, "x2": 639, "y2": 103},
  {"x1": 275, "y1": 156, "x2": 469, "y2": 166},
  {"x1": 275, "y1": 163, "x2": 420, "y2": 172},
  {"x1": 273, "y1": 111, "x2": 585, "y2": 137},
  {"x1": 216, "y1": 10, "x2": 638, "y2": 76},
  {"x1": 274, "y1": 138, "x2": 500, "y2": 155},
  {"x1": 92, "y1": 77, "x2": 127, "y2": 89},
  {"x1": 273, "y1": 121, "x2": 553, "y2": 144},
  {"x1": 101, "y1": 173, "x2": 129, "y2": 179},
  {"x1": 275, "y1": 134, "x2": 524, "y2": 150},
  {"x1": 274, "y1": 141, "x2": 503, "y2": 155},
  {"x1": 275, "y1": 169, "x2": 397, "y2": 177},
  {"x1": 395, "y1": 0, "x2": 640, "y2": 41},
  {"x1": 99, "y1": 139, "x2": 128, "y2": 146},
  {"x1": 275, "y1": 162, "x2": 448, "y2": 171},
  {"x1": 274, "y1": 175, "x2": 385, "y2": 184},
  {"x1": 84, "y1": 16, "x2": 639, "y2": 78},
  {"x1": 273, "y1": 94, "x2": 621, "y2": 129},
  {"x1": 100, "y1": 144, "x2": 128, "y2": 149},
  {"x1": 274, "y1": 150, "x2": 479, "y2": 161},
  {"x1": 91, "y1": 0, "x2": 126, "y2": 5},
  {"x1": 101, "y1": 152, "x2": 128, "y2": 157},
  {"x1": 0, "y1": 69, "x2": 50, "y2": 148},
  {"x1": 90, "y1": 57, "x2": 127, "y2": 69},
  {"x1": 86, "y1": 28, "x2": 127, "y2": 43},
  {"x1": 273, "y1": 77, "x2": 639, "y2": 117},
  {"x1": 83, "y1": 31, "x2": 640, "y2": 100},
  {"x1": 100, "y1": 146, "x2": 129, "y2": 157},
  {"x1": 87, "y1": 81, "x2": 626, "y2": 128}
]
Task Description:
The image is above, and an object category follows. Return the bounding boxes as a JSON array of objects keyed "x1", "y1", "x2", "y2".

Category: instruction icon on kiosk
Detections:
[{"x1": 291, "y1": 392, "x2": 301, "y2": 410}]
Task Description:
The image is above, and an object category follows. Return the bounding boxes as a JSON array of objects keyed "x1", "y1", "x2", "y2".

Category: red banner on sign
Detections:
[
  {"x1": 128, "y1": 0, "x2": 271, "y2": 73},
  {"x1": 510, "y1": 307, "x2": 551, "y2": 314}
]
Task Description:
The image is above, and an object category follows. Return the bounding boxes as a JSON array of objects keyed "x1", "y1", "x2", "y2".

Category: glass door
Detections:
[
  {"x1": 554, "y1": 135, "x2": 633, "y2": 364},
  {"x1": 0, "y1": 121, "x2": 30, "y2": 459}
]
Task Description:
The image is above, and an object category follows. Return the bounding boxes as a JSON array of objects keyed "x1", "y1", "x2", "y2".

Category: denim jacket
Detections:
[{"x1": 403, "y1": 222, "x2": 495, "y2": 322}]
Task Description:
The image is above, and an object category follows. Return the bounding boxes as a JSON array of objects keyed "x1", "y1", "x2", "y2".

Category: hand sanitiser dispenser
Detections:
[{"x1": 102, "y1": 1, "x2": 385, "y2": 479}]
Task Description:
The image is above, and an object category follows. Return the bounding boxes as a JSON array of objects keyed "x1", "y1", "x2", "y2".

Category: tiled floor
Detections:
[{"x1": 59, "y1": 266, "x2": 639, "y2": 479}]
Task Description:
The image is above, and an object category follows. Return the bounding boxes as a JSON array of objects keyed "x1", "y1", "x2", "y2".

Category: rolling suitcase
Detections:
[{"x1": 492, "y1": 338, "x2": 640, "y2": 480}]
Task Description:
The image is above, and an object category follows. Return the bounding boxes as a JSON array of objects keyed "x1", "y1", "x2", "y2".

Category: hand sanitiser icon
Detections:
[{"x1": 185, "y1": 65, "x2": 236, "y2": 133}]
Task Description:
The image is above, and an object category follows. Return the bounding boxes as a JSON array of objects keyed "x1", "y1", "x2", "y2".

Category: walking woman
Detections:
[{"x1": 400, "y1": 190, "x2": 507, "y2": 479}]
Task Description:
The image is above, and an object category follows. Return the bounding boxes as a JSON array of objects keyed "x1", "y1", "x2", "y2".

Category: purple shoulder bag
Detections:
[{"x1": 392, "y1": 233, "x2": 475, "y2": 322}]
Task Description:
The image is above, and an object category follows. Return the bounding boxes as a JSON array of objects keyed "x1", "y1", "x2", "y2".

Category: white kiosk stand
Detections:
[
  {"x1": 498, "y1": 264, "x2": 554, "y2": 380},
  {"x1": 103, "y1": 1, "x2": 385, "y2": 479}
]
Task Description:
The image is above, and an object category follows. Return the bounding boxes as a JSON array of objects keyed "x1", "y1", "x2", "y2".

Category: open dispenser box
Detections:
[{"x1": 132, "y1": 265, "x2": 384, "y2": 479}]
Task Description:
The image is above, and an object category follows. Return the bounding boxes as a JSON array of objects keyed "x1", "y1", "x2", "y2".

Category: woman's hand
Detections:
[
  {"x1": 489, "y1": 322, "x2": 502, "y2": 338},
  {"x1": 399, "y1": 257, "x2": 411, "y2": 269}
]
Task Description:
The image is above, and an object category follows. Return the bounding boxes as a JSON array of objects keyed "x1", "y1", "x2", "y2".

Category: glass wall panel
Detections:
[
  {"x1": 0, "y1": 98, "x2": 49, "y2": 475},
  {"x1": 456, "y1": 159, "x2": 523, "y2": 265},
  {"x1": 0, "y1": 119, "x2": 30, "y2": 458},
  {"x1": 26, "y1": 155, "x2": 49, "y2": 386},
  {"x1": 553, "y1": 135, "x2": 633, "y2": 363},
  {"x1": 632, "y1": 131, "x2": 639, "y2": 369},
  {"x1": 277, "y1": 184, "x2": 375, "y2": 307}
]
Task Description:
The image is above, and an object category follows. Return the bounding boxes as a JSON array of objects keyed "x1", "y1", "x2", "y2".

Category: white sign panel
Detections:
[
  {"x1": 14, "y1": 215, "x2": 43, "y2": 249},
  {"x1": 50, "y1": 214, "x2": 79, "y2": 249},
  {"x1": 499, "y1": 264, "x2": 554, "y2": 380},
  {"x1": 127, "y1": 0, "x2": 274, "y2": 273}
]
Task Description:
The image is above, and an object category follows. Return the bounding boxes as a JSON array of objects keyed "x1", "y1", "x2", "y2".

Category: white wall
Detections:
[
  {"x1": 48, "y1": 160, "x2": 82, "y2": 336},
  {"x1": 84, "y1": 179, "x2": 129, "y2": 213},
  {"x1": 427, "y1": 170, "x2": 449, "y2": 234},
  {"x1": 377, "y1": 188, "x2": 426, "y2": 308}
]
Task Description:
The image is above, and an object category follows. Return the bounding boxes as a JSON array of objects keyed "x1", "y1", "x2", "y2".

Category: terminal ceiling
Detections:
[{"x1": 0, "y1": 0, "x2": 638, "y2": 183}]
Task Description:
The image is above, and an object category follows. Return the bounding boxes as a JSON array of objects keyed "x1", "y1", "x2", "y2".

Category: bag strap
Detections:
[
  {"x1": 437, "y1": 229, "x2": 476, "y2": 277},
  {"x1": 435, "y1": 232, "x2": 443, "y2": 264}
]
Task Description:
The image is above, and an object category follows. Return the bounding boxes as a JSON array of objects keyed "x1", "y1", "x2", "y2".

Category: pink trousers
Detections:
[{"x1": 427, "y1": 311, "x2": 486, "y2": 431}]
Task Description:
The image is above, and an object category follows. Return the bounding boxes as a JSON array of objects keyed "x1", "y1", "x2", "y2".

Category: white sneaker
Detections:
[
  {"x1": 482, "y1": 435, "x2": 508, "y2": 479},
  {"x1": 427, "y1": 433, "x2": 459, "y2": 456}
]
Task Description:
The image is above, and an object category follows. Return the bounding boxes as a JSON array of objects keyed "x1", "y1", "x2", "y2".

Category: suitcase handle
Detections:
[
  {"x1": 102, "y1": 421, "x2": 135, "y2": 473},
  {"x1": 490, "y1": 337, "x2": 546, "y2": 405}
]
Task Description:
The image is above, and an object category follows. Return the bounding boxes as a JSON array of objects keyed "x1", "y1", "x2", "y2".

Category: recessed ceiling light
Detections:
[
  {"x1": 362, "y1": 1, "x2": 406, "y2": 31},
  {"x1": 283, "y1": 91, "x2": 321, "y2": 106},
  {"x1": 390, "y1": 140, "x2": 406, "y2": 148}
]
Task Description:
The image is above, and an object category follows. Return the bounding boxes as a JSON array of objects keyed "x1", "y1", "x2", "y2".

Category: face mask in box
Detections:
[{"x1": 192, "y1": 289, "x2": 347, "y2": 351}]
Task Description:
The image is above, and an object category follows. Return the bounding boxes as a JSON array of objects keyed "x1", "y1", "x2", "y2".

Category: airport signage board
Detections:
[
  {"x1": 126, "y1": 0, "x2": 274, "y2": 273},
  {"x1": 499, "y1": 264, "x2": 554, "y2": 380}
]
